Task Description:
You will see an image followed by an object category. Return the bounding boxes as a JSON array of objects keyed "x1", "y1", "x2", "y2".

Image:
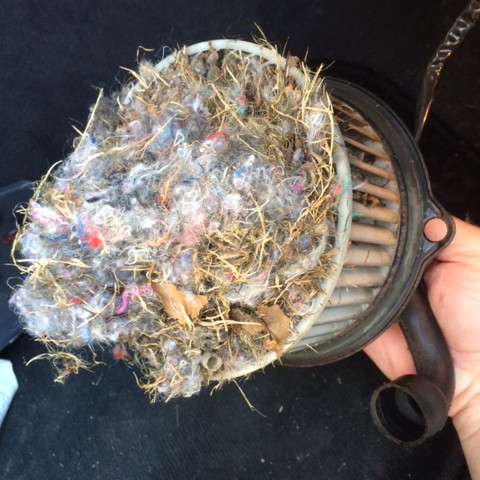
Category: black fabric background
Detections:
[{"x1": 0, "y1": 1, "x2": 479, "y2": 479}]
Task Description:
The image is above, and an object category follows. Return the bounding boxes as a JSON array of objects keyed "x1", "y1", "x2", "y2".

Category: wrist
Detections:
[
  {"x1": 453, "y1": 392, "x2": 480, "y2": 441},
  {"x1": 453, "y1": 392, "x2": 480, "y2": 480}
]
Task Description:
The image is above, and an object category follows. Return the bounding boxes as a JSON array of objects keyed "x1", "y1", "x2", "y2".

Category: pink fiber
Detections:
[
  {"x1": 331, "y1": 183, "x2": 342, "y2": 199},
  {"x1": 235, "y1": 95, "x2": 246, "y2": 106},
  {"x1": 293, "y1": 181, "x2": 303, "y2": 193},
  {"x1": 116, "y1": 284, "x2": 152, "y2": 315},
  {"x1": 205, "y1": 131, "x2": 228, "y2": 141}
]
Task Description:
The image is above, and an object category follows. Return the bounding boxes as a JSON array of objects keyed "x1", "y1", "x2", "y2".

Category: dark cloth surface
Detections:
[
  {"x1": 0, "y1": 1, "x2": 479, "y2": 478},
  {"x1": 0, "y1": 337, "x2": 469, "y2": 480}
]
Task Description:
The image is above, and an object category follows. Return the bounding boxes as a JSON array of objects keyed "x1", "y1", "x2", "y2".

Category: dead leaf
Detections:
[
  {"x1": 257, "y1": 305, "x2": 290, "y2": 344},
  {"x1": 151, "y1": 282, "x2": 207, "y2": 325},
  {"x1": 231, "y1": 308, "x2": 265, "y2": 334},
  {"x1": 182, "y1": 291, "x2": 208, "y2": 318},
  {"x1": 151, "y1": 283, "x2": 189, "y2": 324},
  {"x1": 263, "y1": 337, "x2": 283, "y2": 352}
]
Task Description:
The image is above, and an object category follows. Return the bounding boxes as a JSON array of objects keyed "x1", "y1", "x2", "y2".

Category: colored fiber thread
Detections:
[{"x1": 116, "y1": 284, "x2": 152, "y2": 315}]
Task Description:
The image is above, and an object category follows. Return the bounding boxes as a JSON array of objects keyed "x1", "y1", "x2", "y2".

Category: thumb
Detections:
[{"x1": 364, "y1": 323, "x2": 416, "y2": 381}]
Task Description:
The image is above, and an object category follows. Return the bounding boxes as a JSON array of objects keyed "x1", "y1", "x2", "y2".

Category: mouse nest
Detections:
[{"x1": 10, "y1": 43, "x2": 338, "y2": 400}]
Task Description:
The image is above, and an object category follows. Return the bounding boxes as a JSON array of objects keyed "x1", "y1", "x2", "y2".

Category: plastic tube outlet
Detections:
[{"x1": 370, "y1": 286, "x2": 455, "y2": 446}]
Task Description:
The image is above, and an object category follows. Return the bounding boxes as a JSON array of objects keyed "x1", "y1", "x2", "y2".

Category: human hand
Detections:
[{"x1": 364, "y1": 217, "x2": 480, "y2": 477}]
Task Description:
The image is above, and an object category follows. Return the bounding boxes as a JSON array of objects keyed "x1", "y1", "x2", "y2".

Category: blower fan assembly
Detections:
[{"x1": 8, "y1": 39, "x2": 456, "y2": 446}]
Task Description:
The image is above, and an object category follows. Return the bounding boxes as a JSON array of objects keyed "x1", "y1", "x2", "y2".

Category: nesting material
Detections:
[{"x1": 10, "y1": 42, "x2": 337, "y2": 400}]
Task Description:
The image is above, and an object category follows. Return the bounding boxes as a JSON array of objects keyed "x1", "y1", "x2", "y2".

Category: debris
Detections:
[
  {"x1": 151, "y1": 282, "x2": 207, "y2": 325},
  {"x1": 230, "y1": 308, "x2": 265, "y2": 334},
  {"x1": 10, "y1": 39, "x2": 337, "y2": 400},
  {"x1": 257, "y1": 305, "x2": 290, "y2": 344}
]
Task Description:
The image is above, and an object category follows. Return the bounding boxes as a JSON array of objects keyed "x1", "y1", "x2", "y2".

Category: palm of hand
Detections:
[
  {"x1": 424, "y1": 249, "x2": 480, "y2": 416},
  {"x1": 365, "y1": 218, "x2": 480, "y2": 417}
]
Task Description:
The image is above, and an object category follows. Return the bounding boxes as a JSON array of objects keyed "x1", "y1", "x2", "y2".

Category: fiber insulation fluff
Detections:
[{"x1": 10, "y1": 42, "x2": 338, "y2": 400}]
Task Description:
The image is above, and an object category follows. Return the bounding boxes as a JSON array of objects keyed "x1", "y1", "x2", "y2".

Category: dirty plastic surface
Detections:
[{"x1": 0, "y1": 181, "x2": 31, "y2": 350}]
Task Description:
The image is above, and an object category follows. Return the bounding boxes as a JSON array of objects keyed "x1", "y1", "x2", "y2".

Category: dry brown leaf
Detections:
[
  {"x1": 151, "y1": 282, "x2": 189, "y2": 324},
  {"x1": 230, "y1": 308, "x2": 265, "y2": 334},
  {"x1": 182, "y1": 291, "x2": 208, "y2": 318},
  {"x1": 151, "y1": 282, "x2": 207, "y2": 325},
  {"x1": 257, "y1": 305, "x2": 290, "y2": 344},
  {"x1": 263, "y1": 337, "x2": 283, "y2": 352}
]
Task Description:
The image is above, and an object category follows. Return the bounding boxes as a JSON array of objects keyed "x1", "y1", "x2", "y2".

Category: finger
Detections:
[
  {"x1": 426, "y1": 216, "x2": 480, "y2": 263},
  {"x1": 364, "y1": 323, "x2": 416, "y2": 381}
]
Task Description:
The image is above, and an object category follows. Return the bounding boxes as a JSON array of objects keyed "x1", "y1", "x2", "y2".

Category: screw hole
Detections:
[{"x1": 424, "y1": 217, "x2": 448, "y2": 243}]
